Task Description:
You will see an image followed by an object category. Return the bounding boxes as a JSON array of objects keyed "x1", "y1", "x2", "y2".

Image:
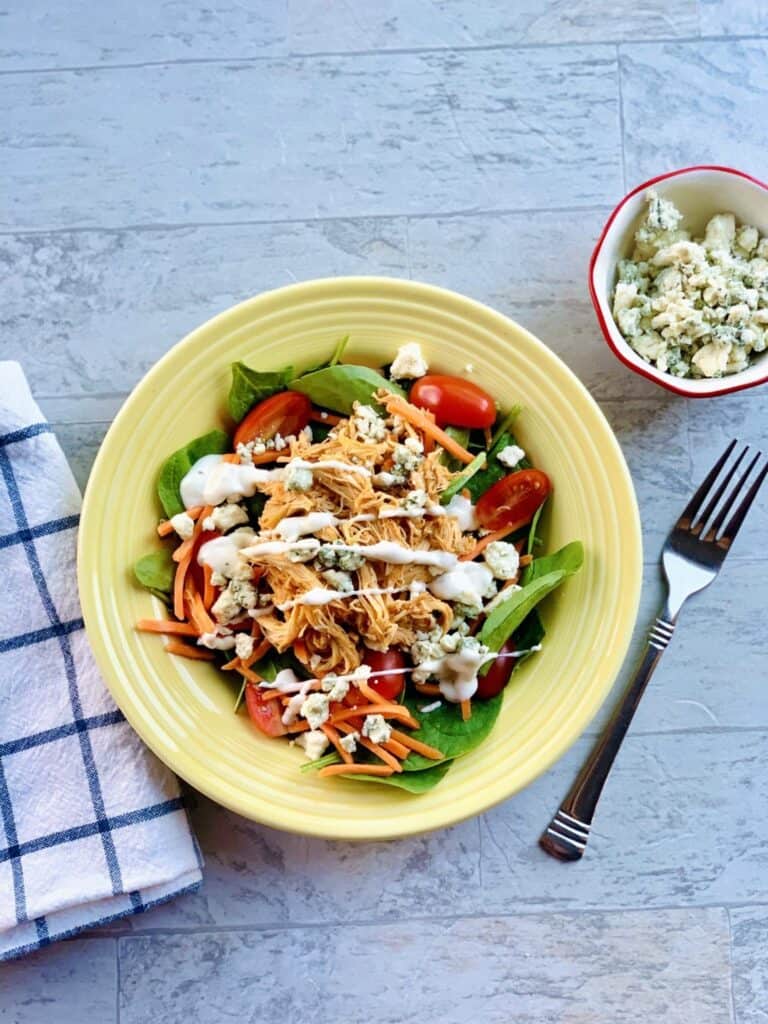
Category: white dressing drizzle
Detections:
[
  {"x1": 179, "y1": 454, "x2": 374, "y2": 512},
  {"x1": 427, "y1": 561, "x2": 494, "y2": 606},
  {"x1": 277, "y1": 583, "x2": 422, "y2": 611},
  {"x1": 197, "y1": 529, "x2": 259, "y2": 575},
  {"x1": 256, "y1": 649, "x2": 542, "y2": 703},
  {"x1": 244, "y1": 538, "x2": 458, "y2": 571},
  {"x1": 180, "y1": 454, "x2": 225, "y2": 509}
]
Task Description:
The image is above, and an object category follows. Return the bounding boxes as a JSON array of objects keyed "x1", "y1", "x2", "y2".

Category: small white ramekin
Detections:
[{"x1": 589, "y1": 165, "x2": 768, "y2": 398}]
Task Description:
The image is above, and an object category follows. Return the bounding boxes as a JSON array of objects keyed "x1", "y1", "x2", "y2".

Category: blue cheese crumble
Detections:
[
  {"x1": 362, "y1": 713, "x2": 392, "y2": 745},
  {"x1": 613, "y1": 191, "x2": 768, "y2": 378}
]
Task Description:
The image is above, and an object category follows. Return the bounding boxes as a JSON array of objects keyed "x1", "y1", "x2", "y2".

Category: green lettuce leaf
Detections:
[
  {"x1": 133, "y1": 548, "x2": 175, "y2": 601},
  {"x1": 288, "y1": 365, "x2": 405, "y2": 415},
  {"x1": 228, "y1": 362, "x2": 294, "y2": 422},
  {"x1": 349, "y1": 761, "x2": 453, "y2": 791},
  {"x1": 400, "y1": 692, "x2": 504, "y2": 771},
  {"x1": 157, "y1": 429, "x2": 230, "y2": 517}
]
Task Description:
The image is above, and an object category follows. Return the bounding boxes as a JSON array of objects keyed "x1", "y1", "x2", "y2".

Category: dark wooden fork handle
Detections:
[{"x1": 539, "y1": 615, "x2": 675, "y2": 861}]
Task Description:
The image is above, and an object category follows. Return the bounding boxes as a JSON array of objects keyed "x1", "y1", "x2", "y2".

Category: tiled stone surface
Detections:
[
  {"x1": 118, "y1": 909, "x2": 731, "y2": 1024},
  {"x1": 2, "y1": 12, "x2": 765, "y2": 1024},
  {"x1": 0, "y1": 939, "x2": 116, "y2": 1022},
  {"x1": 1, "y1": 48, "x2": 621, "y2": 231},
  {"x1": 731, "y1": 907, "x2": 768, "y2": 1024}
]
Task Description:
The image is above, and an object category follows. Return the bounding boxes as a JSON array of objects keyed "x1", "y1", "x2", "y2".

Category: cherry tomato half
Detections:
[
  {"x1": 245, "y1": 683, "x2": 288, "y2": 737},
  {"x1": 233, "y1": 391, "x2": 312, "y2": 449},
  {"x1": 476, "y1": 469, "x2": 551, "y2": 533},
  {"x1": 362, "y1": 648, "x2": 407, "y2": 702},
  {"x1": 475, "y1": 638, "x2": 515, "y2": 700},
  {"x1": 409, "y1": 375, "x2": 496, "y2": 429}
]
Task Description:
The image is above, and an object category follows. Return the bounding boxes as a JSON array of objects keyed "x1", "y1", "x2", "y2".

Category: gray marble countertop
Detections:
[{"x1": 2, "y1": 2, "x2": 768, "y2": 1021}]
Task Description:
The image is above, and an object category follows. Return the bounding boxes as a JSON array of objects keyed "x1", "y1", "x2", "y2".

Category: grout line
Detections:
[
  {"x1": 0, "y1": 33, "x2": 766, "y2": 77},
  {"x1": 77, "y1": 899, "x2": 763, "y2": 939},
  {"x1": 0, "y1": 203, "x2": 611, "y2": 238},
  {"x1": 725, "y1": 908, "x2": 739, "y2": 1024},
  {"x1": 615, "y1": 44, "x2": 627, "y2": 193}
]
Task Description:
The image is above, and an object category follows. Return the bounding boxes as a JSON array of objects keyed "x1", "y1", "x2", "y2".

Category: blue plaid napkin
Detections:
[{"x1": 0, "y1": 362, "x2": 202, "y2": 961}]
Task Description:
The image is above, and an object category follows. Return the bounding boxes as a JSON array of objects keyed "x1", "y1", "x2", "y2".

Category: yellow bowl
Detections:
[{"x1": 78, "y1": 277, "x2": 642, "y2": 840}]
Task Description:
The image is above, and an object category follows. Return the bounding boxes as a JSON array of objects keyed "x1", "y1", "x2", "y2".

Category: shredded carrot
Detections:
[
  {"x1": 381, "y1": 394, "x2": 474, "y2": 464},
  {"x1": 420, "y1": 408, "x2": 436, "y2": 454},
  {"x1": 237, "y1": 665, "x2": 265, "y2": 684},
  {"x1": 484, "y1": 426, "x2": 493, "y2": 448},
  {"x1": 462, "y1": 522, "x2": 519, "y2": 560},
  {"x1": 164, "y1": 640, "x2": 215, "y2": 661},
  {"x1": 202, "y1": 564, "x2": 215, "y2": 610},
  {"x1": 460, "y1": 699, "x2": 472, "y2": 721},
  {"x1": 519, "y1": 553, "x2": 533, "y2": 567},
  {"x1": 283, "y1": 719, "x2": 311, "y2": 733},
  {"x1": 389, "y1": 729, "x2": 444, "y2": 761},
  {"x1": 293, "y1": 638, "x2": 308, "y2": 663},
  {"x1": 157, "y1": 506, "x2": 203, "y2": 537},
  {"x1": 318, "y1": 763, "x2": 394, "y2": 778},
  {"x1": 250, "y1": 450, "x2": 283, "y2": 465},
  {"x1": 185, "y1": 583, "x2": 215, "y2": 635},
  {"x1": 261, "y1": 690, "x2": 284, "y2": 702},
  {"x1": 321, "y1": 723, "x2": 353, "y2": 765},
  {"x1": 173, "y1": 552, "x2": 191, "y2": 621},
  {"x1": 413, "y1": 681, "x2": 441, "y2": 697},
  {"x1": 173, "y1": 504, "x2": 213, "y2": 563},
  {"x1": 461, "y1": 488, "x2": 471, "y2": 500},
  {"x1": 136, "y1": 619, "x2": 198, "y2": 636},
  {"x1": 356, "y1": 680, "x2": 389, "y2": 705},
  {"x1": 358, "y1": 735, "x2": 402, "y2": 772},
  {"x1": 329, "y1": 704, "x2": 419, "y2": 728},
  {"x1": 222, "y1": 453, "x2": 241, "y2": 464},
  {"x1": 310, "y1": 409, "x2": 342, "y2": 426},
  {"x1": 383, "y1": 738, "x2": 410, "y2": 760},
  {"x1": 242, "y1": 638, "x2": 271, "y2": 669}
]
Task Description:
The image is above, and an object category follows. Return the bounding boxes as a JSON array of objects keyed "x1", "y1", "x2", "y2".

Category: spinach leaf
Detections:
[
  {"x1": 349, "y1": 761, "x2": 453, "y2": 791},
  {"x1": 479, "y1": 542, "x2": 583, "y2": 657},
  {"x1": 133, "y1": 548, "x2": 175, "y2": 601},
  {"x1": 440, "y1": 452, "x2": 487, "y2": 504},
  {"x1": 329, "y1": 334, "x2": 350, "y2": 366},
  {"x1": 465, "y1": 424, "x2": 531, "y2": 501},
  {"x1": 288, "y1": 365, "x2": 405, "y2": 415},
  {"x1": 525, "y1": 540, "x2": 584, "y2": 582},
  {"x1": 490, "y1": 403, "x2": 523, "y2": 447},
  {"x1": 525, "y1": 502, "x2": 546, "y2": 567},
  {"x1": 228, "y1": 362, "x2": 294, "y2": 422},
  {"x1": 157, "y1": 429, "x2": 230, "y2": 517},
  {"x1": 480, "y1": 570, "x2": 565, "y2": 655},
  {"x1": 400, "y1": 692, "x2": 504, "y2": 771},
  {"x1": 440, "y1": 427, "x2": 471, "y2": 471}
]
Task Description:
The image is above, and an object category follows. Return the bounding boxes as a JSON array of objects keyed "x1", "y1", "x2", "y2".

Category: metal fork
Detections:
[{"x1": 539, "y1": 439, "x2": 768, "y2": 862}]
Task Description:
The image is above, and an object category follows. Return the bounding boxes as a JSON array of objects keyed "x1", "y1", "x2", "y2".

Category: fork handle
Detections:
[{"x1": 539, "y1": 611, "x2": 677, "y2": 861}]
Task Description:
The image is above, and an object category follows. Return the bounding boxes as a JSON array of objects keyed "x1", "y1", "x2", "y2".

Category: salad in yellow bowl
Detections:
[{"x1": 134, "y1": 338, "x2": 582, "y2": 793}]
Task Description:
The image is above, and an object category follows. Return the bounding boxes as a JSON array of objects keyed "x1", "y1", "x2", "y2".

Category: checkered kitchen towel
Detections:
[{"x1": 0, "y1": 362, "x2": 202, "y2": 961}]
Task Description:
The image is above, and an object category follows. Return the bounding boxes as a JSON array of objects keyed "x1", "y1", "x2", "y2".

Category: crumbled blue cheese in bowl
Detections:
[{"x1": 612, "y1": 190, "x2": 768, "y2": 379}]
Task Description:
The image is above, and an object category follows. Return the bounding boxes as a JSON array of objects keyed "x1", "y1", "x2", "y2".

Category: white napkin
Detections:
[{"x1": 0, "y1": 362, "x2": 202, "y2": 961}]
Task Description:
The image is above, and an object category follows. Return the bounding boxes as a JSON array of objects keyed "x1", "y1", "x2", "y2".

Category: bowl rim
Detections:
[
  {"x1": 588, "y1": 164, "x2": 768, "y2": 398},
  {"x1": 78, "y1": 275, "x2": 643, "y2": 840}
]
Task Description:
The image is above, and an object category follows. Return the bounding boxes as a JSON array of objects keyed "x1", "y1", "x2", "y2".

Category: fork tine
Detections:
[
  {"x1": 695, "y1": 444, "x2": 749, "y2": 531},
  {"x1": 703, "y1": 451, "x2": 760, "y2": 540},
  {"x1": 719, "y1": 456, "x2": 768, "y2": 545},
  {"x1": 678, "y1": 439, "x2": 737, "y2": 527}
]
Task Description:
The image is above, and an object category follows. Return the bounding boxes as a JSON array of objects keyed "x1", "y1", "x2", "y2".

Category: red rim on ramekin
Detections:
[{"x1": 588, "y1": 165, "x2": 768, "y2": 398}]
